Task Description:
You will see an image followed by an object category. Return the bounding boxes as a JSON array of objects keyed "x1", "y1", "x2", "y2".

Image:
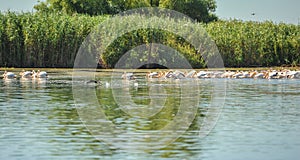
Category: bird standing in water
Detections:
[
  {"x1": 2, "y1": 71, "x2": 16, "y2": 79},
  {"x1": 121, "y1": 72, "x2": 136, "y2": 80}
]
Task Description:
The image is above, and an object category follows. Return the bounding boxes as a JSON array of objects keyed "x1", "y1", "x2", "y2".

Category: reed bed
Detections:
[
  {"x1": 206, "y1": 20, "x2": 300, "y2": 67},
  {"x1": 0, "y1": 12, "x2": 299, "y2": 68}
]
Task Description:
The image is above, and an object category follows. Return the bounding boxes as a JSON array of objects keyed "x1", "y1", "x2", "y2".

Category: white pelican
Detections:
[
  {"x1": 287, "y1": 70, "x2": 300, "y2": 79},
  {"x1": 254, "y1": 72, "x2": 265, "y2": 79},
  {"x1": 277, "y1": 71, "x2": 288, "y2": 79},
  {"x1": 173, "y1": 70, "x2": 185, "y2": 79},
  {"x1": 294, "y1": 71, "x2": 300, "y2": 79},
  {"x1": 266, "y1": 70, "x2": 278, "y2": 79},
  {"x1": 121, "y1": 72, "x2": 136, "y2": 80},
  {"x1": 19, "y1": 70, "x2": 33, "y2": 78},
  {"x1": 146, "y1": 71, "x2": 163, "y2": 79},
  {"x1": 195, "y1": 71, "x2": 207, "y2": 78},
  {"x1": 249, "y1": 71, "x2": 258, "y2": 78},
  {"x1": 185, "y1": 70, "x2": 196, "y2": 78},
  {"x1": 2, "y1": 71, "x2": 16, "y2": 79},
  {"x1": 232, "y1": 71, "x2": 243, "y2": 78},
  {"x1": 212, "y1": 71, "x2": 224, "y2": 78},
  {"x1": 242, "y1": 71, "x2": 251, "y2": 78},
  {"x1": 164, "y1": 70, "x2": 174, "y2": 79},
  {"x1": 33, "y1": 70, "x2": 48, "y2": 78},
  {"x1": 221, "y1": 71, "x2": 234, "y2": 78}
]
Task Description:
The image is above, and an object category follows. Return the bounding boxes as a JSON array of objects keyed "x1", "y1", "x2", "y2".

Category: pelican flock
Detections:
[
  {"x1": 2, "y1": 70, "x2": 48, "y2": 79},
  {"x1": 1, "y1": 69, "x2": 300, "y2": 83},
  {"x1": 144, "y1": 69, "x2": 300, "y2": 80}
]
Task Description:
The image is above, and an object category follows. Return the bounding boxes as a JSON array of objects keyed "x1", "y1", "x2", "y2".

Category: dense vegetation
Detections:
[
  {"x1": 0, "y1": 11, "x2": 299, "y2": 68},
  {"x1": 206, "y1": 20, "x2": 299, "y2": 67},
  {"x1": 34, "y1": 0, "x2": 218, "y2": 23},
  {"x1": 0, "y1": 12, "x2": 107, "y2": 67}
]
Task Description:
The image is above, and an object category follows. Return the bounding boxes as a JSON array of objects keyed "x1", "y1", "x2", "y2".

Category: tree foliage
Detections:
[
  {"x1": 34, "y1": 0, "x2": 112, "y2": 15},
  {"x1": 34, "y1": 0, "x2": 217, "y2": 22},
  {"x1": 159, "y1": 0, "x2": 217, "y2": 22}
]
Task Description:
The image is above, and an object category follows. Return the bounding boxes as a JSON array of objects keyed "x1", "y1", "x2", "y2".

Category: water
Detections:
[{"x1": 1, "y1": 69, "x2": 300, "y2": 160}]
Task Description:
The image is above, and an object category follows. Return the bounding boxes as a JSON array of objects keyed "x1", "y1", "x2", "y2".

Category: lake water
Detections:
[{"x1": 1, "y1": 69, "x2": 300, "y2": 160}]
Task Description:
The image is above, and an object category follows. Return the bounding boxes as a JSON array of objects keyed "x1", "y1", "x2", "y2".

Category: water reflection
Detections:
[{"x1": 73, "y1": 74, "x2": 227, "y2": 160}]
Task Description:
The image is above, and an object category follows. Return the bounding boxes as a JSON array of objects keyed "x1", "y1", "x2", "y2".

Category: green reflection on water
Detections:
[{"x1": 90, "y1": 77, "x2": 214, "y2": 157}]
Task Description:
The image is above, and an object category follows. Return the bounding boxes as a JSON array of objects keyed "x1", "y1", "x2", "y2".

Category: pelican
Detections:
[
  {"x1": 212, "y1": 71, "x2": 224, "y2": 78},
  {"x1": 185, "y1": 70, "x2": 197, "y2": 78},
  {"x1": 204, "y1": 71, "x2": 214, "y2": 78},
  {"x1": 277, "y1": 71, "x2": 288, "y2": 79},
  {"x1": 234, "y1": 71, "x2": 251, "y2": 78},
  {"x1": 33, "y1": 70, "x2": 48, "y2": 78},
  {"x1": 287, "y1": 70, "x2": 300, "y2": 79},
  {"x1": 232, "y1": 71, "x2": 244, "y2": 78},
  {"x1": 146, "y1": 71, "x2": 163, "y2": 79},
  {"x1": 243, "y1": 71, "x2": 251, "y2": 78},
  {"x1": 195, "y1": 71, "x2": 207, "y2": 78},
  {"x1": 19, "y1": 70, "x2": 33, "y2": 78},
  {"x1": 254, "y1": 72, "x2": 265, "y2": 79},
  {"x1": 121, "y1": 72, "x2": 136, "y2": 80},
  {"x1": 2, "y1": 71, "x2": 16, "y2": 79},
  {"x1": 266, "y1": 70, "x2": 278, "y2": 79},
  {"x1": 221, "y1": 71, "x2": 234, "y2": 78},
  {"x1": 294, "y1": 71, "x2": 300, "y2": 79},
  {"x1": 164, "y1": 70, "x2": 174, "y2": 79},
  {"x1": 173, "y1": 70, "x2": 185, "y2": 79},
  {"x1": 146, "y1": 71, "x2": 157, "y2": 78},
  {"x1": 249, "y1": 71, "x2": 257, "y2": 78}
]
